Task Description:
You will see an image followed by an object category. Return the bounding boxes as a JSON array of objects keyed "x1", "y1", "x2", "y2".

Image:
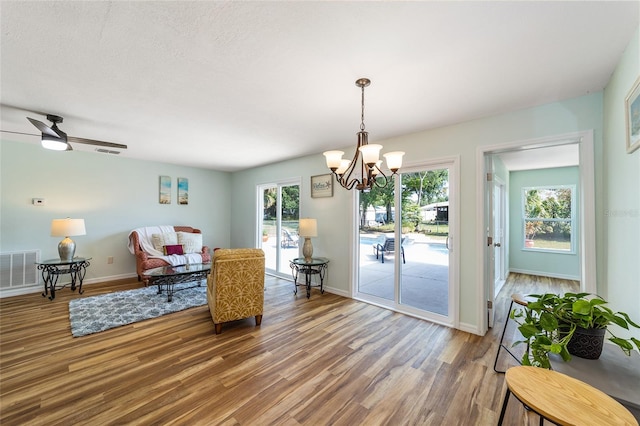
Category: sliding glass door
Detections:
[
  {"x1": 258, "y1": 180, "x2": 300, "y2": 277},
  {"x1": 356, "y1": 161, "x2": 457, "y2": 324}
]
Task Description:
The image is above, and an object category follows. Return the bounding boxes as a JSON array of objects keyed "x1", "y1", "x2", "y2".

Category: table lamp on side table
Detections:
[
  {"x1": 51, "y1": 218, "x2": 86, "y2": 262},
  {"x1": 299, "y1": 218, "x2": 317, "y2": 262}
]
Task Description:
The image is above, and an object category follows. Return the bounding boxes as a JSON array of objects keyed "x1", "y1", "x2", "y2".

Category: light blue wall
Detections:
[
  {"x1": 0, "y1": 140, "x2": 232, "y2": 291},
  {"x1": 602, "y1": 27, "x2": 640, "y2": 339},
  {"x1": 508, "y1": 167, "x2": 580, "y2": 280},
  {"x1": 0, "y1": 92, "x2": 612, "y2": 333},
  {"x1": 231, "y1": 92, "x2": 605, "y2": 332}
]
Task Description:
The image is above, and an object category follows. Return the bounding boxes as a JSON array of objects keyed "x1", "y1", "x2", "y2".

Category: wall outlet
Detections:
[
  {"x1": 107, "y1": 256, "x2": 114, "y2": 264},
  {"x1": 32, "y1": 198, "x2": 45, "y2": 206}
]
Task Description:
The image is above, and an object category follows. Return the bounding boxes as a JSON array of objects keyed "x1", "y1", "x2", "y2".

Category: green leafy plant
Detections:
[{"x1": 511, "y1": 292, "x2": 640, "y2": 368}]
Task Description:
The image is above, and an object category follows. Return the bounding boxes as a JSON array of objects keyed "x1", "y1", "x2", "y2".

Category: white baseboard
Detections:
[
  {"x1": 323, "y1": 286, "x2": 350, "y2": 298},
  {"x1": 459, "y1": 321, "x2": 482, "y2": 336},
  {"x1": 509, "y1": 268, "x2": 579, "y2": 281},
  {"x1": 0, "y1": 273, "x2": 138, "y2": 298}
]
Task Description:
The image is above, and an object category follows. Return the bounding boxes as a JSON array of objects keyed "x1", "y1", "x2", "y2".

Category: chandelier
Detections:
[{"x1": 323, "y1": 78, "x2": 404, "y2": 192}]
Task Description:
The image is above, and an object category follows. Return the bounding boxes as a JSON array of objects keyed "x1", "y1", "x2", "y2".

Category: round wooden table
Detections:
[{"x1": 498, "y1": 366, "x2": 638, "y2": 426}]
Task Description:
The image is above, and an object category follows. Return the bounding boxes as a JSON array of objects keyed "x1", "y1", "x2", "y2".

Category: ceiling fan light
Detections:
[
  {"x1": 383, "y1": 151, "x2": 405, "y2": 172},
  {"x1": 41, "y1": 134, "x2": 68, "y2": 151}
]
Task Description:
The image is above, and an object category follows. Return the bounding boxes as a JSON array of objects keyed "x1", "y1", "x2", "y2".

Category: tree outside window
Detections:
[{"x1": 523, "y1": 186, "x2": 574, "y2": 252}]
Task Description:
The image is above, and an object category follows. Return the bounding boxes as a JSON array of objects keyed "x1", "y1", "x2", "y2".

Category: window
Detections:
[{"x1": 522, "y1": 186, "x2": 575, "y2": 252}]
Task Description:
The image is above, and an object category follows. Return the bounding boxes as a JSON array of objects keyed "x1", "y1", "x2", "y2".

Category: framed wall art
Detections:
[
  {"x1": 311, "y1": 174, "x2": 333, "y2": 198},
  {"x1": 177, "y1": 177, "x2": 189, "y2": 205},
  {"x1": 159, "y1": 175, "x2": 171, "y2": 204},
  {"x1": 625, "y1": 75, "x2": 640, "y2": 154}
]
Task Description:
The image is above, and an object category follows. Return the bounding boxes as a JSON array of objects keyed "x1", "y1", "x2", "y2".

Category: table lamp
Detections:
[
  {"x1": 51, "y1": 218, "x2": 86, "y2": 262},
  {"x1": 298, "y1": 218, "x2": 317, "y2": 262}
]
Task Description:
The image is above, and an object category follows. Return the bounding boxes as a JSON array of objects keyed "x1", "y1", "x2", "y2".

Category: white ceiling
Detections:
[
  {"x1": 497, "y1": 144, "x2": 579, "y2": 171},
  {"x1": 1, "y1": 1, "x2": 638, "y2": 172}
]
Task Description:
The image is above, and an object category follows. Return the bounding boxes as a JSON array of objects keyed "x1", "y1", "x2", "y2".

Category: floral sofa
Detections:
[
  {"x1": 207, "y1": 248, "x2": 265, "y2": 334},
  {"x1": 128, "y1": 225, "x2": 211, "y2": 284}
]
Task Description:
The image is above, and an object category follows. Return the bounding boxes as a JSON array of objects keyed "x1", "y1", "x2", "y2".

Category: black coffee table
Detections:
[{"x1": 143, "y1": 263, "x2": 210, "y2": 302}]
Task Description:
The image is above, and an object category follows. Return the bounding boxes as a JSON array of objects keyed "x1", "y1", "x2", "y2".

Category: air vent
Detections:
[
  {"x1": 95, "y1": 148, "x2": 121, "y2": 155},
  {"x1": 0, "y1": 250, "x2": 40, "y2": 290}
]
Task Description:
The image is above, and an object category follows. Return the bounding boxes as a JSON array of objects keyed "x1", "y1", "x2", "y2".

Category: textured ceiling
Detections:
[{"x1": 1, "y1": 1, "x2": 638, "y2": 171}]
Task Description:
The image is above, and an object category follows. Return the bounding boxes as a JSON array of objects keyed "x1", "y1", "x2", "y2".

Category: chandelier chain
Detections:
[{"x1": 360, "y1": 84, "x2": 366, "y2": 132}]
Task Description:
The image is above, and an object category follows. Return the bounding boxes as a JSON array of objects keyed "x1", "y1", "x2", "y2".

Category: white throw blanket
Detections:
[{"x1": 128, "y1": 226, "x2": 203, "y2": 266}]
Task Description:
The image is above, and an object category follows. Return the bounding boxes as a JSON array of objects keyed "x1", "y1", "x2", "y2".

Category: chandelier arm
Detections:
[
  {"x1": 373, "y1": 175, "x2": 392, "y2": 189},
  {"x1": 343, "y1": 176, "x2": 360, "y2": 191},
  {"x1": 338, "y1": 144, "x2": 370, "y2": 190}
]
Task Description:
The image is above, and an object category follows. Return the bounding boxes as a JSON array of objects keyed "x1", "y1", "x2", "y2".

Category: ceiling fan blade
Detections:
[
  {"x1": 67, "y1": 136, "x2": 127, "y2": 150},
  {"x1": 0, "y1": 129, "x2": 39, "y2": 137},
  {"x1": 27, "y1": 117, "x2": 61, "y2": 138}
]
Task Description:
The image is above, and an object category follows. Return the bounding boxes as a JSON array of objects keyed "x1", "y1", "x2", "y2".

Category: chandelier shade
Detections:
[{"x1": 323, "y1": 78, "x2": 404, "y2": 192}]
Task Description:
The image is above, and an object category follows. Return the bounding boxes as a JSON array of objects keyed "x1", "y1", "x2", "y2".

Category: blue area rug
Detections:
[{"x1": 69, "y1": 282, "x2": 207, "y2": 337}]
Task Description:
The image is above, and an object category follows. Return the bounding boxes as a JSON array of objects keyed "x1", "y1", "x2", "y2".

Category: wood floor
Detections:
[{"x1": 0, "y1": 273, "x2": 578, "y2": 425}]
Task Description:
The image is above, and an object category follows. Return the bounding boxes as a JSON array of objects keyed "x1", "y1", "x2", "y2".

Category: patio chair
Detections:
[
  {"x1": 281, "y1": 229, "x2": 299, "y2": 248},
  {"x1": 374, "y1": 237, "x2": 405, "y2": 264}
]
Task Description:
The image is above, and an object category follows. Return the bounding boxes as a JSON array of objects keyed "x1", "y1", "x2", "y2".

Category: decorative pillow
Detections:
[
  {"x1": 163, "y1": 244, "x2": 184, "y2": 255},
  {"x1": 151, "y1": 232, "x2": 178, "y2": 251},
  {"x1": 177, "y1": 232, "x2": 203, "y2": 254}
]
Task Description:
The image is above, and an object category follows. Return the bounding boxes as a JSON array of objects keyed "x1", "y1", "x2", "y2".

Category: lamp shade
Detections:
[
  {"x1": 51, "y1": 218, "x2": 86, "y2": 237},
  {"x1": 298, "y1": 218, "x2": 317, "y2": 237}
]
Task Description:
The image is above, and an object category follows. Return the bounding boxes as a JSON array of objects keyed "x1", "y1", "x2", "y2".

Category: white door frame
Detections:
[
  {"x1": 476, "y1": 130, "x2": 596, "y2": 334},
  {"x1": 493, "y1": 175, "x2": 507, "y2": 296}
]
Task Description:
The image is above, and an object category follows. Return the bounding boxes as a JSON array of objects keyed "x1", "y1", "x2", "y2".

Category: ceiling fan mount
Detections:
[
  {"x1": 25, "y1": 113, "x2": 127, "y2": 152},
  {"x1": 46, "y1": 114, "x2": 63, "y2": 125}
]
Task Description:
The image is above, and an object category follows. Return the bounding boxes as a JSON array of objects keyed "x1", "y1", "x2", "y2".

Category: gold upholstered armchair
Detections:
[{"x1": 206, "y1": 248, "x2": 265, "y2": 334}]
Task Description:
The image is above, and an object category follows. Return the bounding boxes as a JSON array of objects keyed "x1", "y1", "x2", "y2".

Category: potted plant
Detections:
[
  {"x1": 511, "y1": 292, "x2": 640, "y2": 368},
  {"x1": 262, "y1": 229, "x2": 269, "y2": 242}
]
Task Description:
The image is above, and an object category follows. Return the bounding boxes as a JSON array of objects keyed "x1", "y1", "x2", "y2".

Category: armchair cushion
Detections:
[{"x1": 207, "y1": 248, "x2": 265, "y2": 334}]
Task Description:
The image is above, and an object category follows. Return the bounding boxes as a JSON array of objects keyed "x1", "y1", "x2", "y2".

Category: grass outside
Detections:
[{"x1": 526, "y1": 234, "x2": 571, "y2": 251}]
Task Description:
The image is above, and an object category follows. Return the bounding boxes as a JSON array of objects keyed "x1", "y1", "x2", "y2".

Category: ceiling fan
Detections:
[{"x1": 26, "y1": 114, "x2": 127, "y2": 153}]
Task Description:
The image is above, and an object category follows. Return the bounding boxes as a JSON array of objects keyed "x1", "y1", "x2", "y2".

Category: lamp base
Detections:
[
  {"x1": 302, "y1": 237, "x2": 313, "y2": 262},
  {"x1": 58, "y1": 237, "x2": 76, "y2": 262}
]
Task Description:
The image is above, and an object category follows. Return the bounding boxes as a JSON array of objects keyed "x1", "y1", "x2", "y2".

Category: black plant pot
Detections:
[{"x1": 567, "y1": 326, "x2": 606, "y2": 359}]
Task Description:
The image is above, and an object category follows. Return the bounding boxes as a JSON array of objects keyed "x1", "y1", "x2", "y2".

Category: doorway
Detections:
[{"x1": 478, "y1": 130, "x2": 596, "y2": 333}]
